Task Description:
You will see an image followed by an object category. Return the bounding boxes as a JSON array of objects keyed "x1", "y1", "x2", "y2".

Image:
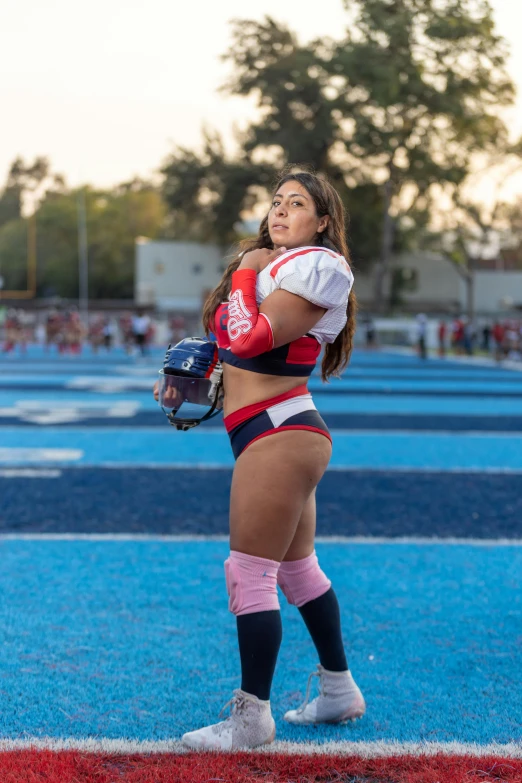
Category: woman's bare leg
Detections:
[
  {"x1": 280, "y1": 479, "x2": 349, "y2": 672},
  {"x1": 229, "y1": 431, "x2": 331, "y2": 560},
  {"x1": 283, "y1": 490, "x2": 317, "y2": 562},
  {"x1": 228, "y1": 431, "x2": 331, "y2": 701},
  {"x1": 276, "y1": 468, "x2": 366, "y2": 726}
]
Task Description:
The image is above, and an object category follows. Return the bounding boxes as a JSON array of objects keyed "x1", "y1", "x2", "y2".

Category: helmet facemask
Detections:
[{"x1": 158, "y1": 365, "x2": 223, "y2": 430}]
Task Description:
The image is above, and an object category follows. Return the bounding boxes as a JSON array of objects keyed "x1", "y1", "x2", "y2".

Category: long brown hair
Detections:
[{"x1": 202, "y1": 169, "x2": 357, "y2": 381}]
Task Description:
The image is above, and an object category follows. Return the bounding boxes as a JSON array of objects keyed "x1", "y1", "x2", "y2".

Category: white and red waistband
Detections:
[{"x1": 223, "y1": 384, "x2": 309, "y2": 433}]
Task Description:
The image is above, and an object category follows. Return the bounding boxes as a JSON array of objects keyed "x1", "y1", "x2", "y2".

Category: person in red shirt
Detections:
[
  {"x1": 492, "y1": 322, "x2": 505, "y2": 362},
  {"x1": 438, "y1": 321, "x2": 446, "y2": 358},
  {"x1": 451, "y1": 318, "x2": 464, "y2": 354}
]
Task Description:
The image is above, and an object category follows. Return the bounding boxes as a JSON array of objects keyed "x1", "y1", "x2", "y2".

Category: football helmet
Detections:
[{"x1": 158, "y1": 337, "x2": 223, "y2": 430}]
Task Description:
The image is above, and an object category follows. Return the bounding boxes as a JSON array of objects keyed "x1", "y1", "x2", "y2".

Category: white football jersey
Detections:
[{"x1": 255, "y1": 246, "x2": 354, "y2": 344}]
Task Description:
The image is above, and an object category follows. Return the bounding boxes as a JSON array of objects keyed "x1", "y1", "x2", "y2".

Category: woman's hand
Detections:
[
  {"x1": 238, "y1": 247, "x2": 287, "y2": 273},
  {"x1": 153, "y1": 377, "x2": 182, "y2": 408}
]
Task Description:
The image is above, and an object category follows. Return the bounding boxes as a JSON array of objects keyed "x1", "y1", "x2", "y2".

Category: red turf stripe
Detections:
[{"x1": 1, "y1": 752, "x2": 522, "y2": 783}]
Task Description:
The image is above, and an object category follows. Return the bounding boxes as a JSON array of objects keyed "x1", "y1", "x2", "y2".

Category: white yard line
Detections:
[
  {"x1": 0, "y1": 737, "x2": 520, "y2": 757},
  {"x1": 0, "y1": 449, "x2": 82, "y2": 463},
  {"x1": 0, "y1": 533, "x2": 520, "y2": 545},
  {"x1": 0, "y1": 469, "x2": 62, "y2": 478},
  {"x1": 1, "y1": 461, "x2": 522, "y2": 473},
  {"x1": 15, "y1": 461, "x2": 520, "y2": 474}
]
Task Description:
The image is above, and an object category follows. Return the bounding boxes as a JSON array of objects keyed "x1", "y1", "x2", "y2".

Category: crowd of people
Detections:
[
  {"x1": 87, "y1": 310, "x2": 157, "y2": 355},
  {"x1": 0, "y1": 308, "x2": 190, "y2": 357},
  {"x1": 2, "y1": 306, "x2": 522, "y2": 363},
  {"x1": 436, "y1": 317, "x2": 522, "y2": 362}
]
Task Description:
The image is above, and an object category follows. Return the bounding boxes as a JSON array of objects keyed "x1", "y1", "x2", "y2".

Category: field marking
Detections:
[
  {"x1": 4, "y1": 426, "x2": 522, "y2": 437},
  {"x1": 386, "y1": 347, "x2": 522, "y2": 372},
  {"x1": 13, "y1": 461, "x2": 520, "y2": 474},
  {"x1": 0, "y1": 738, "x2": 520, "y2": 757},
  {"x1": 0, "y1": 469, "x2": 61, "y2": 478},
  {"x1": 1, "y1": 534, "x2": 521, "y2": 546},
  {"x1": 1, "y1": 460, "x2": 522, "y2": 474},
  {"x1": 0, "y1": 401, "x2": 140, "y2": 425},
  {"x1": 0, "y1": 448, "x2": 83, "y2": 463}
]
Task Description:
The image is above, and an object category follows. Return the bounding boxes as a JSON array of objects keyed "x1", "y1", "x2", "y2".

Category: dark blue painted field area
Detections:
[
  {"x1": 1, "y1": 468, "x2": 521, "y2": 538},
  {"x1": 0, "y1": 346, "x2": 521, "y2": 746}
]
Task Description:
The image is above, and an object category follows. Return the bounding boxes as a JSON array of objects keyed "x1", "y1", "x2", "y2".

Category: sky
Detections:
[{"x1": 1, "y1": 0, "x2": 522, "y2": 197}]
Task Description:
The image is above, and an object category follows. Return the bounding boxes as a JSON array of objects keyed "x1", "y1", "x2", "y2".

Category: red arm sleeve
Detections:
[{"x1": 227, "y1": 269, "x2": 274, "y2": 358}]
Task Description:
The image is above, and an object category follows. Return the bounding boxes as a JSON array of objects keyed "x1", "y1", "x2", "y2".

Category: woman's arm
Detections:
[
  {"x1": 260, "y1": 289, "x2": 326, "y2": 348},
  {"x1": 227, "y1": 268, "x2": 325, "y2": 359},
  {"x1": 226, "y1": 268, "x2": 274, "y2": 358}
]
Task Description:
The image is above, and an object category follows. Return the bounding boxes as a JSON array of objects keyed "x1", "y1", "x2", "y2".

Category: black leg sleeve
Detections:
[
  {"x1": 236, "y1": 610, "x2": 283, "y2": 701},
  {"x1": 298, "y1": 587, "x2": 348, "y2": 672}
]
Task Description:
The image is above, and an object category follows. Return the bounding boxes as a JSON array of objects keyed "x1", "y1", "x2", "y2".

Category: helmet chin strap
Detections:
[{"x1": 173, "y1": 419, "x2": 198, "y2": 432}]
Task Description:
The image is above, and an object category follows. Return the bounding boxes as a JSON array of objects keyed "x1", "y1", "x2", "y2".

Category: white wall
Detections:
[
  {"x1": 354, "y1": 252, "x2": 462, "y2": 310},
  {"x1": 135, "y1": 240, "x2": 224, "y2": 311},
  {"x1": 355, "y1": 317, "x2": 440, "y2": 349},
  {"x1": 461, "y1": 271, "x2": 522, "y2": 315},
  {"x1": 394, "y1": 252, "x2": 462, "y2": 307},
  {"x1": 355, "y1": 255, "x2": 522, "y2": 315}
]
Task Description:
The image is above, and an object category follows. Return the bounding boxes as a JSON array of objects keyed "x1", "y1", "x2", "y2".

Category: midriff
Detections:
[{"x1": 222, "y1": 363, "x2": 309, "y2": 418}]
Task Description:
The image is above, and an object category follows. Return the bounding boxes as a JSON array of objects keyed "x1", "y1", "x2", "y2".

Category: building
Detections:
[
  {"x1": 135, "y1": 239, "x2": 522, "y2": 316},
  {"x1": 135, "y1": 239, "x2": 226, "y2": 312}
]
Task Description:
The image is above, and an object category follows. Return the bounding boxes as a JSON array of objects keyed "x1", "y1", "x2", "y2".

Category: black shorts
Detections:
[{"x1": 224, "y1": 385, "x2": 331, "y2": 460}]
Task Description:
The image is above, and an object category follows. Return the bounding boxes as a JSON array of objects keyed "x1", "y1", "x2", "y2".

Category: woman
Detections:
[{"x1": 156, "y1": 170, "x2": 365, "y2": 750}]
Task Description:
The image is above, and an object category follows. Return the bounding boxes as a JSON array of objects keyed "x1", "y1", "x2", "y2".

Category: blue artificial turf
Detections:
[
  {"x1": 1, "y1": 426, "x2": 522, "y2": 471},
  {"x1": 0, "y1": 540, "x2": 520, "y2": 744},
  {"x1": 3, "y1": 379, "x2": 522, "y2": 396},
  {"x1": 1, "y1": 349, "x2": 521, "y2": 748},
  {"x1": 4, "y1": 411, "x2": 522, "y2": 431}
]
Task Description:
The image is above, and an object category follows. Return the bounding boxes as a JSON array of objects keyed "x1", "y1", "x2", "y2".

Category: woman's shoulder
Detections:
[
  {"x1": 267, "y1": 245, "x2": 352, "y2": 280},
  {"x1": 262, "y1": 245, "x2": 354, "y2": 310}
]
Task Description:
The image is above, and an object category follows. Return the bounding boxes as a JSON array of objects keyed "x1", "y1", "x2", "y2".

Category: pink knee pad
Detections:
[
  {"x1": 277, "y1": 551, "x2": 331, "y2": 607},
  {"x1": 224, "y1": 551, "x2": 280, "y2": 616}
]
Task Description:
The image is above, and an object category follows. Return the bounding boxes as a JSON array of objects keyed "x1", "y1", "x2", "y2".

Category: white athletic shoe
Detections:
[
  {"x1": 181, "y1": 689, "x2": 276, "y2": 751},
  {"x1": 284, "y1": 664, "x2": 366, "y2": 725}
]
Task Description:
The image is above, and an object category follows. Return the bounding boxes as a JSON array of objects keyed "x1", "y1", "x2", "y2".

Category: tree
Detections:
[
  {"x1": 431, "y1": 194, "x2": 521, "y2": 319},
  {"x1": 0, "y1": 182, "x2": 166, "y2": 299},
  {"x1": 161, "y1": 18, "x2": 384, "y2": 258},
  {"x1": 161, "y1": 130, "x2": 274, "y2": 248},
  {"x1": 0, "y1": 156, "x2": 67, "y2": 228},
  {"x1": 211, "y1": 17, "x2": 389, "y2": 265},
  {"x1": 422, "y1": 145, "x2": 522, "y2": 318},
  {"x1": 0, "y1": 219, "x2": 28, "y2": 291},
  {"x1": 222, "y1": 17, "x2": 341, "y2": 176},
  {"x1": 497, "y1": 199, "x2": 522, "y2": 270},
  {"x1": 0, "y1": 186, "x2": 22, "y2": 229},
  {"x1": 322, "y1": 0, "x2": 515, "y2": 310},
  {"x1": 217, "y1": 5, "x2": 514, "y2": 308},
  {"x1": 86, "y1": 186, "x2": 166, "y2": 298},
  {"x1": 437, "y1": 196, "x2": 498, "y2": 320}
]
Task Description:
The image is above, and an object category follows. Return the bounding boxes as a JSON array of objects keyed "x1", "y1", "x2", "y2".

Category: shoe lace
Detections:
[
  {"x1": 296, "y1": 668, "x2": 324, "y2": 714},
  {"x1": 218, "y1": 690, "x2": 250, "y2": 728}
]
